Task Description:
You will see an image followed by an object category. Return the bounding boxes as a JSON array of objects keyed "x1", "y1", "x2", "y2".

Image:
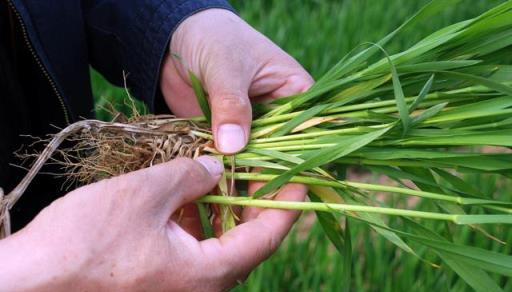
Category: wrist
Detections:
[{"x1": 0, "y1": 229, "x2": 80, "y2": 291}]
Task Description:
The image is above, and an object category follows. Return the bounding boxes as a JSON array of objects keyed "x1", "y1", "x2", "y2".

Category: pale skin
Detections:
[{"x1": 0, "y1": 8, "x2": 313, "y2": 291}]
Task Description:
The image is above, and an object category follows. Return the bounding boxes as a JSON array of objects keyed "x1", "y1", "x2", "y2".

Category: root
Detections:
[{"x1": 0, "y1": 115, "x2": 213, "y2": 238}]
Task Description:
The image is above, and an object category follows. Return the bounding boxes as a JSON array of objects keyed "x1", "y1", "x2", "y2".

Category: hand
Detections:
[
  {"x1": 160, "y1": 8, "x2": 314, "y2": 154},
  {"x1": 0, "y1": 156, "x2": 306, "y2": 291}
]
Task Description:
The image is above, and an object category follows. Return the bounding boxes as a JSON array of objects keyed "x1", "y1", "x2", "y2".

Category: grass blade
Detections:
[
  {"x1": 409, "y1": 74, "x2": 435, "y2": 113},
  {"x1": 189, "y1": 70, "x2": 211, "y2": 125},
  {"x1": 309, "y1": 191, "x2": 345, "y2": 253},
  {"x1": 253, "y1": 127, "x2": 390, "y2": 197},
  {"x1": 196, "y1": 203, "x2": 214, "y2": 239}
]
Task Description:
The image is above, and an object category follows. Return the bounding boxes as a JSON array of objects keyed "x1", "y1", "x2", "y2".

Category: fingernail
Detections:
[
  {"x1": 195, "y1": 156, "x2": 224, "y2": 177},
  {"x1": 217, "y1": 123, "x2": 246, "y2": 154}
]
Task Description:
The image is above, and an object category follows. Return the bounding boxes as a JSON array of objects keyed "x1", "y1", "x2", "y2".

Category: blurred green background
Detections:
[{"x1": 91, "y1": 1, "x2": 509, "y2": 291}]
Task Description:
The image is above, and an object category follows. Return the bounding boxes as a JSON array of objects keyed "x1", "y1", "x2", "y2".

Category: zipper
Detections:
[{"x1": 6, "y1": 0, "x2": 71, "y2": 125}]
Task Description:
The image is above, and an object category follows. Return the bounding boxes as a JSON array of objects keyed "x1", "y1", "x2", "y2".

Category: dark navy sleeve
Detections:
[{"x1": 84, "y1": 0, "x2": 234, "y2": 110}]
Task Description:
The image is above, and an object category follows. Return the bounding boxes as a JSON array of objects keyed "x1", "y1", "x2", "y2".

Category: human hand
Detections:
[
  {"x1": 0, "y1": 156, "x2": 306, "y2": 291},
  {"x1": 160, "y1": 8, "x2": 314, "y2": 154}
]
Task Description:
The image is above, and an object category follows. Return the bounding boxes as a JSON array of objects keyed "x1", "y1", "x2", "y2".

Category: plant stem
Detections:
[
  {"x1": 228, "y1": 172, "x2": 499, "y2": 205},
  {"x1": 252, "y1": 88, "x2": 479, "y2": 127},
  {"x1": 251, "y1": 124, "x2": 390, "y2": 144},
  {"x1": 197, "y1": 195, "x2": 457, "y2": 221}
]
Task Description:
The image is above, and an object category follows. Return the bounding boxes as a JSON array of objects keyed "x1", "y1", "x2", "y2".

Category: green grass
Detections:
[{"x1": 90, "y1": 1, "x2": 510, "y2": 291}]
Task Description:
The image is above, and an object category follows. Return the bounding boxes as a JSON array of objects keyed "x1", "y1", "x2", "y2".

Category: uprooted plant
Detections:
[{"x1": 2, "y1": 1, "x2": 512, "y2": 291}]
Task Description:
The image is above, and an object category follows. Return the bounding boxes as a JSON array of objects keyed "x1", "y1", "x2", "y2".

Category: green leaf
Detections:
[
  {"x1": 247, "y1": 148, "x2": 303, "y2": 164},
  {"x1": 264, "y1": 0, "x2": 464, "y2": 116},
  {"x1": 437, "y1": 70, "x2": 512, "y2": 96},
  {"x1": 351, "y1": 216, "x2": 506, "y2": 292},
  {"x1": 402, "y1": 220, "x2": 505, "y2": 292},
  {"x1": 397, "y1": 60, "x2": 481, "y2": 73},
  {"x1": 309, "y1": 191, "x2": 345, "y2": 254},
  {"x1": 398, "y1": 130, "x2": 512, "y2": 147},
  {"x1": 440, "y1": 253, "x2": 503, "y2": 292},
  {"x1": 418, "y1": 238, "x2": 512, "y2": 277},
  {"x1": 196, "y1": 203, "x2": 214, "y2": 239},
  {"x1": 433, "y1": 168, "x2": 484, "y2": 197},
  {"x1": 409, "y1": 74, "x2": 435, "y2": 113},
  {"x1": 426, "y1": 96, "x2": 512, "y2": 124},
  {"x1": 411, "y1": 102, "x2": 448, "y2": 126},
  {"x1": 271, "y1": 104, "x2": 329, "y2": 137},
  {"x1": 253, "y1": 127, "x2": 390, "y2": 197},
  {"x1": 246, "y1": 148, "x2": 332, "y2": 178},
  {"x1": 189, "y1": 70, "x2": 211, "y2": 125},
  {"x1": 234, "y1": 159, "x2": 290, "y2": 171},
  {"x1": 367, "y1": 42, "x2": 410, "y2": 134}
]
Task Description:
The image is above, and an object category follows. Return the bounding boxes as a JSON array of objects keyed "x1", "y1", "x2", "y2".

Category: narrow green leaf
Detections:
[
  {"x1": 398, "y1": 130, "x2": 512, "y2": 147},
  {"x1": 418, "y1": 238, "x2": 512, "y2": 277},
  {"x1": 440, "y1": 253, "x2": 503, "y2": 292},
  {"x1": 246, "y1": 148, "x2": 332, "y2": 178},
  {"x1": 309, "y1": 191, "x2": 345, "y2": 253},
  {"x1": 253, "y1": 127, "x2": 390, "y2": 197},
  {"x1": 271, "y1": 104, "x2": 329, "y2": 137},
  {"x1": 247, "y1": 148, "x2": 303, "y2": 164},
  {"x1": 411, "y1": 102, "x2": 448, "y2": 126},
  {"x1": 196, "y1": 203, "x2": 214, "y2": 239},
  {"x1": 437, "y1": 70, "x2": 512, "y2": 96},
  {"x1": 409, "y1": 74, "x2": 435, "y2": 113},
  {"x1": 264, "y1": 0, "x2": 463, "y2": 116},
  {"x1": 402, "y1": 220, "x2": 505, "y2": 292},
  {"x1": 234, "y1": 159, "x2": 290, "y2": 171},
  {"x1": 433, "y1": 168, "x2": 484, "y2": 197},
  {"x1": 397, "y1": 60, "x2": 481, "y2": 73},
  {"x1": 189, "y1": 70, "x2": 211, "y2": 125},
  {"x1": 369, "y1": 43, "x2": 410, "y2": 134},
  {"x1": 363, "y1": 217, "x2": 506, "y2": 292}
]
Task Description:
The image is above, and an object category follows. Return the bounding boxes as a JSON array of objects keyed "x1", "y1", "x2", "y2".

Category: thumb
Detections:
[
  {"x1": 111, "y1": 156, "x2": 223, "y2": 220},
  {"x1": 205, "y1": 69, "x2": 252, "y2": 155}
]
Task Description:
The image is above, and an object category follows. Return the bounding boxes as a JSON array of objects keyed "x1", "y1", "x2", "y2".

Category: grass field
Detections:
[{"x1": 91, "y1": 1, "x2": 510, "y2": 291}]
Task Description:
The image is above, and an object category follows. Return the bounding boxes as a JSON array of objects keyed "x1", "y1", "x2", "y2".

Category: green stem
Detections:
[
  {"x1": 197, "y1": 195, "x2": 456, "y2": 221},
  {"x1": 425, "y1": 108, "x2": 512, "y2": 124},
  {"x1": 251, "y1": 124, "x2": 389, "y2": 144},
  {"x1": 252, "y1": 95, "x2": 471, "y2": 127},
  {"x1": 228, "y1": 172, "x2": 502, "y2": 205}
]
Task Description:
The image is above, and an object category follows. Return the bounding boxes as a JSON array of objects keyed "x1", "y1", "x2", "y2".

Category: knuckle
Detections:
[
  {"x1": 216, "y1": 93, "x2": 250, "y2": 111},
  {"x1": 265, "y1": 231, "x2": 281, "y2": 254},
  {"x1": 258, "y1": 220, "x2": 282, "y2": 255},
  {"x1": 107, "y1": 173, "x2": 140, "y2": 195},
  {"x1": 169, "y1": 158, "x2": 209, "y2": 192},
  {"x1": 173, "y1": 158, "x2": 207, "y2": 182}
]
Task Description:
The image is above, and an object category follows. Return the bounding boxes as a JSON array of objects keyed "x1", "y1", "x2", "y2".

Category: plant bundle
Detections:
[{"x1": 2, "y1": 0, "x2": 512, "y2": 290}]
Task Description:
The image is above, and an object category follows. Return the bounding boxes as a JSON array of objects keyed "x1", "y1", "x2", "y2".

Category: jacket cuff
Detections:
[{"x1": 126, "y1": 0, "x2": 235, "y2": 111}]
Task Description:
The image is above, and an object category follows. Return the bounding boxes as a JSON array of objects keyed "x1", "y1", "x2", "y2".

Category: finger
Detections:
[
  {"x1": 109, "y1": 155, "x2": 223, "y2": 220},
  {"x1": 251, "y1": 72, "x2": 314, "y2": 102},
  {"x1": 241, "y1": 167, "x2": 266, "y2": 221},
  {"x1": 270, "y1": 74, "x2": 314, "y2": 97},
  {"x1": 160, "y1": 54, "x2": 203, "y2": 117},
  {"x1": 241, "y1": 180, "x2": 266, "y2": 222},
  {"x1": 200, "y1": 183, "x2": 306, "y2": 275},
  {"x1": 205, "y1": 65, "x2": 253, "y2": 155}
]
